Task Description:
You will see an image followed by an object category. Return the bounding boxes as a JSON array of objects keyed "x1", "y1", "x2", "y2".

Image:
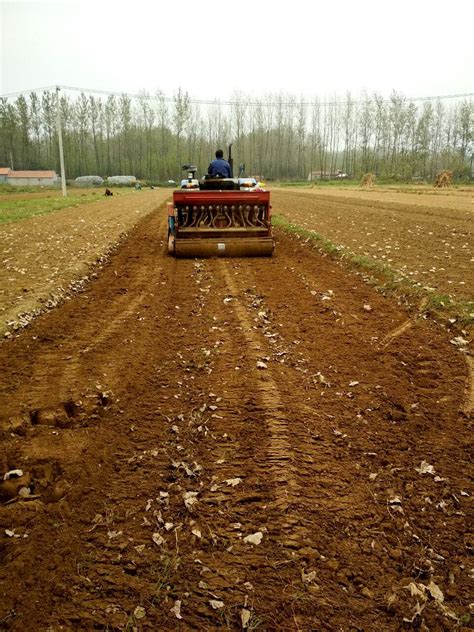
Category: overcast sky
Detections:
[{"x1": 1, "y1": 0, "x2": 473, "y2": 101}]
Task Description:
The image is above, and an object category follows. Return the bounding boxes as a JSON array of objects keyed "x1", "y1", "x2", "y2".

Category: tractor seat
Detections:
[{"x1": 199, "y1": 177, "x2": 240, "y2": 191}]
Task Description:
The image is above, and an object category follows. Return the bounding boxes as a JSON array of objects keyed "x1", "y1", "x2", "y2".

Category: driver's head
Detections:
[{"x1": 215, "y1": 149, "x2": 224, "y2": 158}]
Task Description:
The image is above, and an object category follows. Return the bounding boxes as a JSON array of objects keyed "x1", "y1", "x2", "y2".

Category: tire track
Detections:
[
  {"x1": 463, "y1": 354, "x2": 474, "y2": 414},
  {"x1": 379, "y1": 298, "x2": 428, "y2": 349},
  {"x1": 0, "y1": 211, "x2": 470, "y2": 632},
  {"x1": 219, "y1": 261, "x2": 298, "y2": 511},
  {"x1": 58, "y1": 292, "x2": 147, "y2": 396}
]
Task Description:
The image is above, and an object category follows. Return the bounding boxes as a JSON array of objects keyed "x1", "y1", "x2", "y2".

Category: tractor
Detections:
[{"x1": 167, "y1": 146, "x2": 274, "y2": 257}]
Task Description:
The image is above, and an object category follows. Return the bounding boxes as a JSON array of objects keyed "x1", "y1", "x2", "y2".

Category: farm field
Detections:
[
  {"x1": 0, "y1": 189, "x2": 170, "y2": 335},
  {"x1": 0, "y1": 188, "x2": 472, "y2": 630},
  {"x1": 272, "y1": 186, "x2": 473, "y2": 305}
]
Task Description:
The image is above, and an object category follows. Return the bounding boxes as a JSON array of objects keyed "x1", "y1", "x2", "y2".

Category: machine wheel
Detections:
[{"x1": 167, "y1": 231, "x2": 175, "y2": 256}]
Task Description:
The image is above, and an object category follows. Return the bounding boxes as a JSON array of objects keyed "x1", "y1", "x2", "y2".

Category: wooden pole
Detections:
[{"x1": 56, "y1": 86, "x2": 67, "y2": 197}]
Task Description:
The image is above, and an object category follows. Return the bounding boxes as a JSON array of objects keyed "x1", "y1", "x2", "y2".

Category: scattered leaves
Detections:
[
  {"x1": 183, "y1": 491, "x2": 199, "y2": 509},
  {"x1": 415, "y1": 461, "x2": 436, "y2": 475},
  {"x1": 133, "y1": 606, "x2": 146, "y2": 620},
  {"x1": 3, "y1": 469, "x2": 23, "y2": 480},
  {"x1": 171, "y1": 600, "x2": 182, "y2": 619},
  {"x1": 241, "y1": 608, "x2": 251, "y2": 628},
  {"x1": 152, "y1": 532, "x2": 165, "y2": 546},
  {"x1": 243, "y1": 531, "x2": 263, "y2": 545},
  {"x1": 225, "y1": 478, "x2": 242, "y2": 487}
]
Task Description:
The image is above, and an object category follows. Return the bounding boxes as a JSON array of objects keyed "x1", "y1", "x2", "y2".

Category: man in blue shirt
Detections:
[{"x1": 208, "y1": 149, "x2": 232, "y2": 178}]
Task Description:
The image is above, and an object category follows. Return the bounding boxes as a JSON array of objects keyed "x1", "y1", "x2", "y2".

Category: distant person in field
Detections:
[{"x1": 208, "y1": 149, "x2": 231, "y2": 178}]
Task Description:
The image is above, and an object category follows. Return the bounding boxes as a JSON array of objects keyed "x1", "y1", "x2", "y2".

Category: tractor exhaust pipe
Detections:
[{"x1": 228, "y1": 143, "x2": 233, "y2": 178}]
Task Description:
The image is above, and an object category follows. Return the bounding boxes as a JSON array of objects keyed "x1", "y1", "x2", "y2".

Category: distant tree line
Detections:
[{"x1": 0, "y1": 89, "x2": 472, "y2": 182}]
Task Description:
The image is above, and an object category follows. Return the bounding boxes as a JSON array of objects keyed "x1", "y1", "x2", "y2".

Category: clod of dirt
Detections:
[
  {"x1": 0, "y1": 472, "x2": 31, "y2": 501},
  {"x1": 389, "y1": 410, "x2": 407, "y2": 422},
  {"x1": 32, "y1": 408, "x2": 69, "y2": 428},
  {"x1": 4, "y1": 415, "x2": 29, "y2": 436},
  {"x1": 46, "y1": 479, "x2": 70, "y2": 503}
]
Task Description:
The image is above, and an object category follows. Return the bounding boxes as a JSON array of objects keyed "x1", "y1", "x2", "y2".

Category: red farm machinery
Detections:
[{"x1": 167, "y1": 147, "x2": 274, "y2": 258}]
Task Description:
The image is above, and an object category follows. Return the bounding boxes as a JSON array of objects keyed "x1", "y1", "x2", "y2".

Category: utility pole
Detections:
[{"x1": 56, "y1": 86, "x2": 67, "y2": 197}]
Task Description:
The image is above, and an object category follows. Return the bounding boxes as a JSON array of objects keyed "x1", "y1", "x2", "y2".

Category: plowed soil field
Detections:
[
  {"x1": 273, "y1": 187, "x2": 473, "y2": 302},
  {"x1": 0, "y1": 190, "x2": 472, "y2": 631}
]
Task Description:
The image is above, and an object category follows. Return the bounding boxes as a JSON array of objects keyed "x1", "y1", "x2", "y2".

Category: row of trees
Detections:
[{"x1": 0, "y1": 88, "x2": 472, "y2": 182}]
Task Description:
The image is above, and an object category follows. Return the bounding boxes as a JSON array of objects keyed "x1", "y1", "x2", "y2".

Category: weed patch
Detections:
[{"x1": 0, "y1": 195, "x2": 106, "y2": 223}]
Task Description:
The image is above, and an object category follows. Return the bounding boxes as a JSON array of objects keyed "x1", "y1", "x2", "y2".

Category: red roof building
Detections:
[
  {"x1": 0, "y1": 169, "x2": 59, "y2": 185},
  {"x1": 8, "y1": 170, "x2": 57, "y2": 178}
]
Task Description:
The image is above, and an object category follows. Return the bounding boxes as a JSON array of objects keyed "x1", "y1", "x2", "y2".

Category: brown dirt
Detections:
[
  {"x1": 0, "y1": 189, "x2": 170, "y2": 335},
  {"x1": 0, "y1": 204, "x2": 472, "y2": 630},
  {"x1": 272, "y1": 187, "x2": 474, "y2": 303}
]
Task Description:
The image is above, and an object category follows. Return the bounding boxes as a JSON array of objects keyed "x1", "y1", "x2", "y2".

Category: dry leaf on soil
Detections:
[
  {"x1": 243, "y1": 531, "x2": 263, "y2": 545},
  {"x1": 225, "y1": 478, "x2": 242, "y2": 487},
  {"x1": 241, "y1": 608, "x2": 251, "y2": 628},
  {"x1": 415, "y1": 461, "x2": 436, "y2": 475},
  {"x1": 152, "y1": 532, "x2": 165, "y2": 546},
  {"x1": 133, "y1": 606, "x2": 146, "y2": 619},
  {"x1": 171, "y1": 600, "x2": 182, "y2": 619},
  {"x1": 183, "y1": 491, "x2": 199, "y2": 509}
]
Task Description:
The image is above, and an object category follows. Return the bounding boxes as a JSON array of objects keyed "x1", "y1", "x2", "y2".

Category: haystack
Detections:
[
  {"x1": 434, "y1": 170, "x2": 453, "y2": 188},
  {"x1": 361, "y1": 173, "x2": 375, "y2": 187}
]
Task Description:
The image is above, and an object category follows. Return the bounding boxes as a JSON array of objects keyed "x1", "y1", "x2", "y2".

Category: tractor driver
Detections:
[{"x1": 208, "y1": 149, "x2": 231, "y2": 178}]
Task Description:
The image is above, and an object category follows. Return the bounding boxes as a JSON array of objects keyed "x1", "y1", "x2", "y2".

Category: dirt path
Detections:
[{"x1": 0, "y1": 207, "x2": 471, "y2": 630}]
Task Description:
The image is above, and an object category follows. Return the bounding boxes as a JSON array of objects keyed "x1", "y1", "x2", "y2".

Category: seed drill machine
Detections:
[{"x1": 167, "y1": 146, "x2": 274, "y2": 257}]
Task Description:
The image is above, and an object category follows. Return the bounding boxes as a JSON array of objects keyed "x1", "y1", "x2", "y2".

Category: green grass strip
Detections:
[{"x1": 0, "y1": 194, "x2": 108, "y2": 224}]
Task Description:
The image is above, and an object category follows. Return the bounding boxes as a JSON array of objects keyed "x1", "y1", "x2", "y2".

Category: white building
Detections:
[{"x1": 3, "y1": 169, "x2": 59, "y2": 186}]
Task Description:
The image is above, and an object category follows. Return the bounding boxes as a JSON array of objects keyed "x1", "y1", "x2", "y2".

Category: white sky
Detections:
[{"x1": 1, "y1": 0, "x2": 473, "y2": 101}]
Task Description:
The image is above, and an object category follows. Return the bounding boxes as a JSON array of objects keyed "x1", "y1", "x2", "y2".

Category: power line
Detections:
[
  {"x1": 1, "y1": 84, "x2": 473, "y2": 107},
  {"x1": 1, "y1": 86, "x2": 59, "y2": 98}
]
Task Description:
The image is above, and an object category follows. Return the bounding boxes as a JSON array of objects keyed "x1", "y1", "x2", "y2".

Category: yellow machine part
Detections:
[{"x1": 173, "y1": 236, "x2": 274, "y2": 258}]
